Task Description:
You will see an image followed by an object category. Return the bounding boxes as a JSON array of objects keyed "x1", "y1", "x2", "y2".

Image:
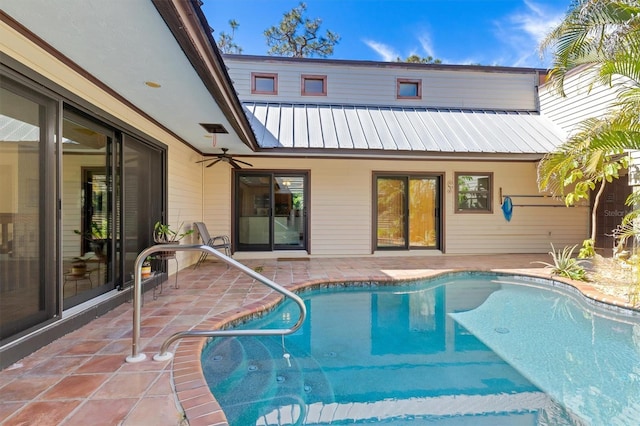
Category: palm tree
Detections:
[{"x1": 538, "y1": 0, "x2": 640, "y2": 253}]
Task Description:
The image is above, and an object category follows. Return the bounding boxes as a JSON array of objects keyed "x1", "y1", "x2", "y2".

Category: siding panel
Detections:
[
  {"x1": 225, "y1": 57, "x2": 539, "y2": 111},
  {"x1": 204, "y1": 157, "x2": 588, "y2": 257}
]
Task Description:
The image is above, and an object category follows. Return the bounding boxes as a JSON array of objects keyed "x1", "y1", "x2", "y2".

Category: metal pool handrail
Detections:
[{"x1": 125, "y1": 244, "x2": 307, "y2": 363}]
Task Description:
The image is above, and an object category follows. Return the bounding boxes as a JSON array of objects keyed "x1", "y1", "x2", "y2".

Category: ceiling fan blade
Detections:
[
  {"x1": 206, "y1": 159, "x2": 223, "y2": 168},
  {"x1": 232, "y1": 158, "x2": 253, "y2": 167},
  {"x1": 228, "y1": 159, "x2": 242, "y2": 169},
  {"x1": 195, "y1": 158, "x2": 215, "y2": 163}
]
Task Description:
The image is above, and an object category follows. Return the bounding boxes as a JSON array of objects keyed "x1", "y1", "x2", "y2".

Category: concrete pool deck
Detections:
[{"x1": 0, "y1": 254, "x2": 635, "y2": 425}]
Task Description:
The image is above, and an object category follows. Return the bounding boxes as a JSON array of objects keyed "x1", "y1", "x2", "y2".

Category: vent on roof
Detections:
[{"x1": 199, "y1": 123, "x2": 228, "y2": 134}]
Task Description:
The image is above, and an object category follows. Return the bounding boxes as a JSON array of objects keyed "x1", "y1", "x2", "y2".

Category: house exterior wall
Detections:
[
  {"x1": 204, "y1": 157, "x2": 588, "y2": 257},
  {"x1": 214, "y1": 57, "x2": 587, "y2": 257},
  {"x1": 226, "y1": 56, "x2": 540, "y2": 111},
  {"x1": 539, "y1": 68, "x2": 623, "y2": 136}
]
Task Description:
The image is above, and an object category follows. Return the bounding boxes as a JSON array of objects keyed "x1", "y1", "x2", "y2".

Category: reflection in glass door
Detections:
[
  {"x1": 121, "y1": 135, "x2": 164, "y2": 289},
  {"x1": 376, "y1": 175, "x2": 440, "y2": 250},
  {"x1": 0, "y1": 82, "x2": 56, "y2": 343},
  {"x1": 236, "y1": 172, "x2": 307, "y2": 251},
  {"x1": 274, "y1": 176, "x2": 305, "y2": 249},
  {"x1": 237, "y1": 174, "x2": 271, "y2": 250},
  {"x1": 376, "y1": 178, "x2": 406, "y2": 248},
  {"x1": 62, "y1": 113, "x2": 113, "y2": 309}
]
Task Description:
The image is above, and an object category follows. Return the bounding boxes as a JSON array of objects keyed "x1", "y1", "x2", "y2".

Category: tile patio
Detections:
[{"x1": 0, "y1": 254, "x2": 635, "y2": 425}]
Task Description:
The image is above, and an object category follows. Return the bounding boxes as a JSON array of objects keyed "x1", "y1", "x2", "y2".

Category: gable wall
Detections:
[{"x1": 226, "y1": 58, "x2": 539, "y2": 111}]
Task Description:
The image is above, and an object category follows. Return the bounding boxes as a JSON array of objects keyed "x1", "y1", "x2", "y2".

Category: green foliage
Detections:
[
  {"x1": 264, "y1": 2, "x2": 340, "y2": 58},
  {"x1": 153, "y1": 221, "x2": 194, "y2": 243},
  {"x1": 534, "y1": 244, "x2": 588, "y2": 281},
  {"x1": 578, "y1": 238, "x2": 596, "y2": 259},
  {"x1": 537, "y1": 0, "x2": 640, "y2": 245},
  {"x1": 74, "y1": 221, "x2": 108, "y2": 241},
  {"x1": 217, "y1": 19, "x2": 242, "y2": 54},
  {"x1": 396, "y1": 54, "x2": 442, "y2": 64}
]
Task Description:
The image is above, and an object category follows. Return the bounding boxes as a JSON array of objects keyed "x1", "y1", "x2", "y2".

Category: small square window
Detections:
[
  {"x1": 455, "y1": 173, "x2": 493, "y2": 213},
  {"x1": 397, "y1": 79, "x2": 422, "y2": 99},
  {"x1": 301, "y1": 75, "x2": 327, "y2": 96},
  {"x1": 251, "y1": 73, "x2": 277, "y2": 95}
]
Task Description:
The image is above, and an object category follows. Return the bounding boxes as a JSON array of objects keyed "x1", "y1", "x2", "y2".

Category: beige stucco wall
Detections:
[
  {"x1": 2, "y1": 22, "x2": 203, "y2": 271},
  {"x1": 204, "y1": 157, "x2": 589, "y2": 258}
]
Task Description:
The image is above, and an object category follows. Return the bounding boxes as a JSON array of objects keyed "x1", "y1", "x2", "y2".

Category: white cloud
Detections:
[
  {"x1": 494, "y1": 0, "x2": 566, "y2": 67},
  {"x1": 418, "y1": 34, "x2": 435, "y2": 59},
  {"x1": 513, "y1": 0, "x2": 563, "y2": 43},
  {"x1": 364, "y1": 31, "x2": 437, "y2": 63},
  {"x1": 362, "y1": 39, "x2": 399, "y2": 62}
]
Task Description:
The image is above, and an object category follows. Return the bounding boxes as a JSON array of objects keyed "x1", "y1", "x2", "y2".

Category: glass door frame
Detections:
[
  {"x1": 233, "y1": 170, "x2": 309, "y2": 252},
  {"x1": 373, "y1": 172, "x2": 443, "y2": 251},
  {"x1": 61, "y1": 109, "x2": 116, "y2": 309},
  {"x1": 0, "y1": 72, "x2": 58, "y2": 343}
]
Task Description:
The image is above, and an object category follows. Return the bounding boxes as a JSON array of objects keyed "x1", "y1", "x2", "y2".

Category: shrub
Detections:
[{"x1": 534, "y1": 243, "x2": 588, "y2": 281}]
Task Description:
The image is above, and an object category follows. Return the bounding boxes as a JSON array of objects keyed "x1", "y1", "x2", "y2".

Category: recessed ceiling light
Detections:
[{"x1": 144, "y1": 81, "x2": 161, "y2": 88}]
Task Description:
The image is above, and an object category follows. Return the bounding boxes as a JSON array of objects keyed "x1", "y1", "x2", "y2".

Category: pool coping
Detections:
[{"x1": 172, "y1": 267, "x2": 638, "y2": 425}]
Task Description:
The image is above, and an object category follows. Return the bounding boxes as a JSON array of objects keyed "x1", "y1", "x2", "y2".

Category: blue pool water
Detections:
[{"x1": 201, "y1": 273, "x2": 640, "y2": 425}]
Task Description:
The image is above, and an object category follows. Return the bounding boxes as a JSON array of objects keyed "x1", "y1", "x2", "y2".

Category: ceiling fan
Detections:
[{"x1": 195, "y1": 148, "x2": 253, "y2": 169}]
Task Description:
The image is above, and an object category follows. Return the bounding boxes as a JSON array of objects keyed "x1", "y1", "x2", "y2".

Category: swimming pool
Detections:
[{"x1": 201, "y1": 273, "x2": 640, "y2": 425}]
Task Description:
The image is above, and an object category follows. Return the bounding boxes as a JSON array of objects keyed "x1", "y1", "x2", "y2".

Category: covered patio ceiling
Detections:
[{"x1": 0, "y1": 0, "x2": 256, "y2": 155}]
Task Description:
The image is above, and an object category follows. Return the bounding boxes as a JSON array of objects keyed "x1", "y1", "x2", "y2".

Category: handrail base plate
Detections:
[
  {"x1": 153, "y1": 352, "x2": 174, "y2": 362},
  {"x1": 125, "y1": 353, "x2": 147, "y2": 363}
]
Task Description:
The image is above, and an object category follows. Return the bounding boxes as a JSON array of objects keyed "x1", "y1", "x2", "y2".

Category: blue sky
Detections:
[{"x1": 202, "y1": 0, "x2": 571, "y2": 68}]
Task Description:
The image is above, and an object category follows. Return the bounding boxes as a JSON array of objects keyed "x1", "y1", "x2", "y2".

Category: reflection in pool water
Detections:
[{"x1": 201, "y1": 273, "x2": 640, "y2": 425}]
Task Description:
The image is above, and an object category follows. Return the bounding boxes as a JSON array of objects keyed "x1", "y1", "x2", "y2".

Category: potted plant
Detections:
[
  {"x1": 153, "y1": 220, "x2": 194, "y2": 259},
  {"x1": 70, "y1": 257, "x2": 87, "y2": 276},
  {"x1": 153, "y1": 221, "x2": 194, "y2": 243},
  {"x1": 74, "y1": 221, "x2": 109, "y2": 260},
  {"x1": 141, "y1": 257, "x2": 152, "y2": 279}
]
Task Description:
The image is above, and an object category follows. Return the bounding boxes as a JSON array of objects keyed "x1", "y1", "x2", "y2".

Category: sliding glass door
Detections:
[
  {"x1": 61, "y1": 112, "x2": 165, "y2": 309},
  {"x1": 0, "y1": 81, "x2": 56, "y2": 342},
  {"x1": 61, "y1": 113, "x2": 114, "y2": 308},
  {"x1": 121, "y1": 135, "x2": 164, "y2": 288},
  {"x1": 235, "y1": 172, "x2": 307, "y2": 251},
  {"x1": 1, "y1": 69, "x2": 166, "y2": 350},
  {"x1": 376, "y1": 175, "x2": 441, "y2": 250}
]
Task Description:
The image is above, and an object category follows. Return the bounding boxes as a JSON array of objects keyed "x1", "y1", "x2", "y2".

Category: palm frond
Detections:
[{"x1": 542, "y1": 0, "x2": 640, "y2": 96}]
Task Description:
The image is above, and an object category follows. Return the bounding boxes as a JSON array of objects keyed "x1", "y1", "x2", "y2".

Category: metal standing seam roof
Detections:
[{"x1": 242, "y1": 102, "x2": 566, "y2": 155}]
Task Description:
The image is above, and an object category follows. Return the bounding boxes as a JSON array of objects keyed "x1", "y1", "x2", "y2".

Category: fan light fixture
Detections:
[{"x1": 195, "y1": 148, "x2": 253, "y2": 169}]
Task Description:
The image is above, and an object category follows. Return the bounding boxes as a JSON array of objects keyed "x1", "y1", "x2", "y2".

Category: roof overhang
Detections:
[{"x1": 0, "y1": 0, "x2": 256, "y2": 155}]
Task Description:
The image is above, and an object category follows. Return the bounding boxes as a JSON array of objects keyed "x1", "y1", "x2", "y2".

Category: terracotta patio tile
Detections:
[
  {"x1": 146, "y1": 371, "x2": 172, "y2": 396},
  {"x1": 0, "y1": 402, "x2": 24, "y2": 423},
  {"x1": 40, "y1": 374, "x2": 109, "y2": 400},
  {"x1": 98, "y1": 339, "x2": 130, "y2": 355},
  {"x1": 122, "y1": 394, "x2": 184, "y2": 426},
  {"x1": 1, "y1": 376, "x2": 61, "y2": 402},
  {"x1": 2, "y1": 400, "x2": 81, "y2": 426},
  {"x1": 73, "y1": 355, "x2": 125, "y2": 374},
  {"x1": 62, "y1": 398, "x2": 137, "y2": 426},
  {"x1": 92, "y1": 371, "x2": 158, "y2": 398},
  {"x1": 65, "y1": 340, "x2": 110, "y2": 356},
  {"x1": 24, "y1": 356, "x2": 88, "y2": 377}
]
